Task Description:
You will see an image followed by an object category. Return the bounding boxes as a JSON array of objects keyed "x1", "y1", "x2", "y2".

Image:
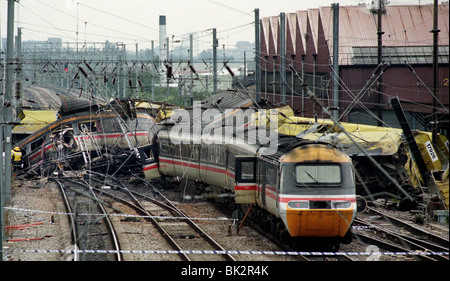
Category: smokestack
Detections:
[{"x1": 159, "y1": 15, "x2": 167, "y2": 66}]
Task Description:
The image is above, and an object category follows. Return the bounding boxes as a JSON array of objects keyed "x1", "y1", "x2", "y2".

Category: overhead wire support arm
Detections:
[
  {"x1": 77, "y1": 64, "x2": 140, "y2": 148},
  {"x1": 225, "y1": 65, "x2": 281, "y2": 130},
  {"x1": 337, "y1": 62, "x2": 389, "y2": 122},
  {"x1": 405, "y1": 62, "x2": 448, "y2": 114},
  {"x1": 188, "y1": 62, "x2": 224, "y2": 114},
  {"x1": 290, "y1": 64, "x2": 415, "y2": 203}
]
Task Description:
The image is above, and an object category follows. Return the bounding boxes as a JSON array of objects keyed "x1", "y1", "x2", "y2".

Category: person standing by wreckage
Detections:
[{"x1": 11, "y1": 146, "x2": 23, "y2": 172}]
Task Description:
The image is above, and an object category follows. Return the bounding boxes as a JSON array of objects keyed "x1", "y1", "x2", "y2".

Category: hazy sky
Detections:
[{"x1": 0, "y1": 0, "x2": 436, "y2": 51}]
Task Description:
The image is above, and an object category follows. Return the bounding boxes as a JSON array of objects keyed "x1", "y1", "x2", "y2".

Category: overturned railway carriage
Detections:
[
  {"x1": 15, "y1": 110, "x2": 157, "y2": 174},
  {"x1": 153, "y1": 125, "x2": 356, "y2": 248}
]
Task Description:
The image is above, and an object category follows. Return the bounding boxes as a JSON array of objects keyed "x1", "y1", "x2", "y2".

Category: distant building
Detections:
[{"x1": 259, "y1": 4, "x2": 449, "y2": 132}]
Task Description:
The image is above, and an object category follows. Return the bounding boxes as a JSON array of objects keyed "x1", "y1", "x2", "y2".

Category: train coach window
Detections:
[
  {"x1": 235, "y1": 156, "x2": 256, "y2": 183},
  {"x1": 30, "y1": 137, "x2": 45, "y2": 151},
  {"x1": 241, "y1": 162, "x2": 254, "y2": 179},
  {"x1": 266, "y1": 166, "x2": 276, "y2": 185},
  {"x1": 78, "y1": 121, "x2": 97, "y2": 133},
  {"x1": 134, "y1": 117, "x2": 151, "y2": 131},
  {"x1": 295, "y1": 164, "x2": 341, "y2": 185}
]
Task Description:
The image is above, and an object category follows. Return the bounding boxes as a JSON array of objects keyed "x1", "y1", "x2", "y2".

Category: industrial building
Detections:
[{"x1": 258, "y1": 3, "x2": 449, "y2": 133}]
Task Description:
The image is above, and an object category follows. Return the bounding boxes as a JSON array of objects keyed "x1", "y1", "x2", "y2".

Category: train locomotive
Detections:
[{"x1": 148, "y1": 108, "x2": 357, "y2": 249}]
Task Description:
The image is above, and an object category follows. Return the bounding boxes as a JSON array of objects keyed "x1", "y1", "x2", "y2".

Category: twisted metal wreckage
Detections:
[{"x1": 13, "y1": 89, "x2": 449, "y2": 218}]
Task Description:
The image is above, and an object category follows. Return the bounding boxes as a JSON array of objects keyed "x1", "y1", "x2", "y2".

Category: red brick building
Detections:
[{"x1": 259, "y1": 4, "x2": 449, "y2": 132}]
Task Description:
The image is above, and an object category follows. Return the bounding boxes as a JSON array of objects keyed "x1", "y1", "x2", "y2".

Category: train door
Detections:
[
  {"x1": 27, "y1": 135, "x2": 46, "y2": 166},
  {"x1": 234, "y1": 155, "x2": 257, "y2": 204},
  {"x1": 140, "y1": 145, "x2": 161, "y2": 180},
  {"x1": 259, "y1": 161, "x2": 267, "y2": 207},
  {"x1": 276, "y1": 165, "x2": 282, "y2": 208}
]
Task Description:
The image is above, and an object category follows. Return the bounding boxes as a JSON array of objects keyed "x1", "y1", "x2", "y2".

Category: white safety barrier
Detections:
[
  {"x1": 5, "y1": 206, "x2": 448, "y2": 258},
  {"x1": 5, "y1": 206, "x2": 236, "y2": 222},
  {"x1": 3, "y1": 248, "x2": 449, "y2": 257}
]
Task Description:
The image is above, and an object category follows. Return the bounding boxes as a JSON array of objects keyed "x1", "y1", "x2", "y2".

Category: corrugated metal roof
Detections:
[
  {"x1": 269, "y1": 16, "x2": 279, "y2": 55},
  {"x1": 307, "y1": 9, "x2": 320, "y2": 54},
  {"x1": 260, "y1": 17, "x2": 270, "y2": 55},
  {"x1": 383, "y1": 5, "x2": 449, "y2": 46},
  {"x1": 296, "y1": 10, "x2": 308, "y2": 54},
  {"x1": 321, "y1": 5, "x2": 379, "y2": 64},
  {"x1": 286, "y1": 13, "x2": 297, "y2": 55},
  {"x1": 261, "y1": 4, "x2": 449, "y2": 66},
  {"x1": 321, "y1": 4, "x2": 450, "y2": 65}
]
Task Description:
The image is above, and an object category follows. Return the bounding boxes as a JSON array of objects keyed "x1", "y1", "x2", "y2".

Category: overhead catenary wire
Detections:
[
  {"x1": 15, "y1": 49, "x2": 447, "y2": 123},
  {"x1": 17, "y1": 2, "x2": 77, "y2": 41},
  {"x1": 289, "y1": 65, "x2": 414, "y2": 202},
  {"x1": 12, "y1": 3, "x2": 448, "y2": 120},
  {"x1": 257, "y1": 55, "x2": 384, "y2": 125},
  {"x1": 277, "y1": 63, "x2": 405, "y2": 143},
  {"x1": 255, "y1": 53, "x2": 448, "y2": 118},
  {"x1": 28, "y1": 0, "x2": 150, "y2": 42}
]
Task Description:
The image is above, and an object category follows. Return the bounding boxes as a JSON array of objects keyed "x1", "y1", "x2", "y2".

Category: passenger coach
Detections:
[{"x1": 150, "y1": 126, "x2": 356, "y2": 249}]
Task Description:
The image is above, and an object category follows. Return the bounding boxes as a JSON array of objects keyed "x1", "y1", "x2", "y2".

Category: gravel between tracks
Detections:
[
  {"x1": 4, "y1": 177, "x2": 299, "y2": 261},
  {"x1": 4, "y1": 178, "x2": 71, "y2": 261},
  {"x1": 4, "y1": 177, "x2": 448, "y2": 262}
]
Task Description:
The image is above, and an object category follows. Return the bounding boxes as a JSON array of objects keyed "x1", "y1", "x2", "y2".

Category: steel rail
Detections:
[
  {"x1": 55, "y1": 179, "x2": 80, "y2": 261},
  {"x1": 69, "y1": 175, "x2": 191, "y2": 262},
  {"x1": 354, "y1": 218, "x2": 448, "y2": 261},
  {"x1": 366, "y1": 207, "x2": 449, "y2": 248},
  {"x1": 86, "y1": 170, "x2": 236, "y2": 261},
  {"x1": 353, "y1": 232, "x2": 438, "y2": 261},
  {"x1": 65, "y1": 178, "x2": 123, "y2": 261},
  {"x1": 129, "y1": 188, "x2": 237, "y2": 261},
  {"x1": 130, "y1": 173, "x2": 357, "y2": 261}
]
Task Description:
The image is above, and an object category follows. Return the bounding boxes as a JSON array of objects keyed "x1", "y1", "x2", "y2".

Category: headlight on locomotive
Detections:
[
  {"x1": 287, "y1": 201, "x2": 309, "y2": 209},
  {"x1": 287, "y1": 200, "x2": 353, "y2": 210},
  {"x1": 332, "y1": 201, "x2": 352, "y2": 209}
]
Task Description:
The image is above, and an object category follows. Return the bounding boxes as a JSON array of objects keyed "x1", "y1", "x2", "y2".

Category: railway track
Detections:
[
  {"x1": 55, "y1": 178, "x2": 123, "y2": 261},
  {"x1": 24, "y1": 167, "x2": 446, "y2": 262},
  {"x1": 353, "y1": 207, "x2": 449, "y2": 261},
  {"x1": 22, "y1": 86, "x2": 61, "y2": 110},
  {"x1": 154, "y1": 176, "x2": 356, "y2": 261},
  {"x1": 242, "y1": 215, "x2": 356, "y2": 261},
  {"x1": 55, "y1": 180, "x2": 79, "y2": 261},
  {"x1": 8, "y1": 172, "x2": 447, "y2": 262},
  {"x1": 79, "y1": 171, "x2": 236, "y2": 261}
]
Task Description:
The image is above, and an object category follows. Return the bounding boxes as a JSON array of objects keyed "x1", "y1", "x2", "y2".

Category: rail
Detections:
[
  {"x1": 85, "y1": 170, "x2": 236, "y2": 261},
  {"x1": 55, "y1": 179, "x2": 80, "y2": 261},
  {"x1": 62, "y1": 177, "x2": 123, "y2": 261}
]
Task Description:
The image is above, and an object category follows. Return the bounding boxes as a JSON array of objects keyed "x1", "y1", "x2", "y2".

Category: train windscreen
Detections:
[{"x1": 295, "y1": 164, "x2": 342, "y2": 185}]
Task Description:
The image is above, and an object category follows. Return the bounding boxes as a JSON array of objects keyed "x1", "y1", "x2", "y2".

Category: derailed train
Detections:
[
  {"x1": 14, "y1": 93, "x2": 356, "y2": 248},
  {"x1": 145, "y1": 114, "x2": 356, "y2": 248},
  {"x1": 14, "y1": 98, "x2": 159, "y2": 175}
]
